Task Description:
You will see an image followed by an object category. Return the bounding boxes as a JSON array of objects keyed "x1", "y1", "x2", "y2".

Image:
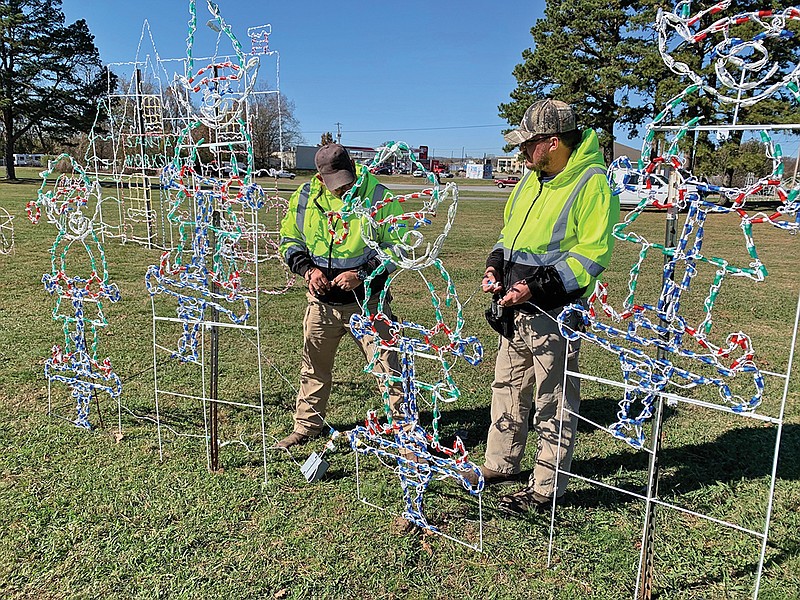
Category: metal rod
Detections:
[
  {"x1": 753, "y1": 287, "x2": 800, "y2": 598},
  {"x1": 209, "y1": 209, "x2": 221, "y2": 472},
  {"x1": 637, "y1": 170, "x2": 679, "y2": 600},
  {"x1": 134, "y1": 68, "x2": 155, "y2": 249}
]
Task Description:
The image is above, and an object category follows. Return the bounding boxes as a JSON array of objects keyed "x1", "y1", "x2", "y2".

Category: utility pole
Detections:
[{"x1": 335, "y1": 122, "x2": 342, "y2": 144}]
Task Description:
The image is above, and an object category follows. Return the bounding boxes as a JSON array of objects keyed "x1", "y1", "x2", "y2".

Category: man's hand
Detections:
[
  {"x1": 306, "y1": 268, "x2": 331, "y2": 296},
  {"x1": 481, "y1": 267, "x2": 503, "y2": 294},
  {"x1": 332, "y1": 270, "x2": 361, "y2": 292},
  {"x1": 499, "y1": 280, "x2": 531, "y2": 307}
]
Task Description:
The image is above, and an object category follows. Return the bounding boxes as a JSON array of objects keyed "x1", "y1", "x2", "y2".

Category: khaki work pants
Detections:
[
  {"x1": 484, "y1": 309, "x2": 581, "y2": 499},
  {"x1": 294, "y1": 294, "x2": 401, "y2": 435}
]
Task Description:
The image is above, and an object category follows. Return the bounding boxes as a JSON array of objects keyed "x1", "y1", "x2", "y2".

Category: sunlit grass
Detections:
[{"x1": 0, "y1": 178, "x2": 798, "y2": 599}]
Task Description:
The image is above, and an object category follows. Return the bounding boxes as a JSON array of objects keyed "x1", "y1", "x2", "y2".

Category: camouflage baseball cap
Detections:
[{"x1": 504, "y1": 99, "x2": 577, "y2": 145}]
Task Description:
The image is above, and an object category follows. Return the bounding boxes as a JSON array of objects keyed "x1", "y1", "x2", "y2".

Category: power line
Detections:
[{"x1": 301, "y1": 123, "x2": 507, "y2": 135}]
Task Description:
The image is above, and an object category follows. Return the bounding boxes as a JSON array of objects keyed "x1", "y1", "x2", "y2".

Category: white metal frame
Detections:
[
  {"x1": 546, "y1": 288, "x2": 799, "y2": 598},
  {"x1": 149, "y1": 201, "x2": 269, "y2": 482}
]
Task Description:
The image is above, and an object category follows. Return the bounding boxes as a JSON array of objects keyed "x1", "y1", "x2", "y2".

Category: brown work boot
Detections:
[
  {"x1": 276, "y1": 431, "x2": 312, "y2": 449},
  {"x1": 463, "y1": 465, "x2": 519, "y2": 488},
  {"x1": 497, "y1": 486, "x2": 564, "y2": 516}
]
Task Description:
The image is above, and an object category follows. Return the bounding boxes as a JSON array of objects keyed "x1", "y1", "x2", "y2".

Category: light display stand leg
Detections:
[
  {"x1": 547, "y1": 287, "x2": 800, "y2": 598},
  {"x1": 753, "y1": 290, "x2": 799, "y2": 597},
  {"x1": 147, "y1": 210, "x2": 268, "y2": 483},
  {"x1": 638, "y1": 199, "x2": 679, "y2": 600},
  {"x1": 209, "y1": 210, "x2": 220, "y2": 472}
]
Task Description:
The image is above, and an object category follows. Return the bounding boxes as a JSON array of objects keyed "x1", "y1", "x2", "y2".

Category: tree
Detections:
[
  {"x1": 502, "y1": 1, "x2": 800, "y2": 169},
  {"x1": 0, "y1": 0, "x2": 109, "y2": 179},
  {"x1": 249, "y1": 90, "x2": 302, "y2": 170},
  {"x1": 645, "y1": 0, "x2": 800, "y2": 183},
  {"x1": 499, "y1": 0, "x2": 660, "y2": 164},
  {"x1": 320, "y1": 132, "x2": 334, "y2": 146}
]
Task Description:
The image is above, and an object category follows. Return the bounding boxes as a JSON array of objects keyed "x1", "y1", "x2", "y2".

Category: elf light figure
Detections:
[{"x1": 27, "y1": 155, "x2": 121, "y2": 429}]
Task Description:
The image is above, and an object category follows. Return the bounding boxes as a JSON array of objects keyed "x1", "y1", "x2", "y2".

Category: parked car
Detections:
[
  {"x1": 611, "y1": 169, "x2": 707, "y2": 207},
  {"x1": 438, "y1": 172, "x2": 454, "y2": 179},
  {"x1": 611, "y1": 171, "x2": 668, "y2": 207},
  {"x1": 494, "y1": 176, "x2": 520, "y2": 188},
  {"x1": 412, "y1": 169, "x2": 426, "y2": 177},
  {"x1": 268, "y1": 168, "x2": 296, "y2": 179},
  {"x1": 372, "y1": 164, "x2": 393, "y2": 175}
]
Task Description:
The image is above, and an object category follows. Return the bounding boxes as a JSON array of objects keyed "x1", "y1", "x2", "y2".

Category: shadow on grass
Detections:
[
  {"x1": 329, "y1": 404, "x2": 494, "y2": 452},
  {"x1": 571, "y1": 401, "x2": 799, "y2": 504}
]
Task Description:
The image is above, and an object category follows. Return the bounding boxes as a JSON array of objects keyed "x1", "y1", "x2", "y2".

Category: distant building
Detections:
[
  {"x1": 614, "y1": 141, "x2": 642, "y2": 162},
  {"x1": 495, "y1": 154, "x2": 522, "y2": 173},
  {"x1": 465, "y1": 162, "x2": 493, "y2": 179},
  {"x1": 294, "y1": 145, "x2": 319, "y2": 170},
  {"x1": 294, "y1": 144, "x2": 386, "y2": 171}
]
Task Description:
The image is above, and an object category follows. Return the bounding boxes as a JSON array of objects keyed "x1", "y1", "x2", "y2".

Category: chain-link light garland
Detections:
[
  {"x1": 145, "y1": 156, "x2": 265, "y2": 362},
  {"x1": 145, "y1": 0, "x2": 292, "y2": 356},
  {"x1": 343, "y1": 143, "x2": 484, "y2": 532},
  {"x1": 558, "y1": 1, "x2": 800, "y2": 449},
  {"x1": 26, "y1": 155, "x2": 122, "y2": 429}
]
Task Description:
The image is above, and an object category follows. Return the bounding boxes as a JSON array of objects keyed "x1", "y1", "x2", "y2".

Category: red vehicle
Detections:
[
  {"x1": 494, "y1": 176, "x2": 520, "y2": 188},
  {"x1": 431, "y1": 159, "x2": 449, "y2": 175}
]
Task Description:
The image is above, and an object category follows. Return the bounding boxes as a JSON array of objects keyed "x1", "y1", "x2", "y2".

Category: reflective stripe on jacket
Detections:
[
  {"x1": 492, "y1": 129, "x2": 619, "y2": 300},
  {"x1": 279, "y1": 165, "x2": 400, "y2": 273}
]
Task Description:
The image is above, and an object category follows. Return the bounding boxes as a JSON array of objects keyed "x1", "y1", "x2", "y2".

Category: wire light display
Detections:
[
  {"x1": 558, "y1": 1, "x2": 800, "y2": 449},
  {"x1": 146, "y1": 0, "x2": 292, "y2": 362},
  {"x1": 83, "y1": 0, "x2": 291, "y2": 270},
  {"x1": 342, "y1": 143, "x2": 484, "y2": 543},
  {"x1": 26, "y1": 154, "x2": 122, "y2": 429},
  {"x1": 0, "y1": 207, "x2": 14, "y2": 255},
  {"x1": 145, "y1": 163, "x2": 265, "y2": 362}
]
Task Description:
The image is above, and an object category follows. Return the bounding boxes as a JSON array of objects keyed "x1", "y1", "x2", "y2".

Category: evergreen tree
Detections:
[
  {"x1": 502, "y1": 1, "x2": 800, "y2": 170},
  {"x1": 0, "y1": 0, "x2": 108, "y2": 179},
  {"x1": 643, "y1": 0, "x2": 800, "y2": 182},
  {"x1": 499, "y1": 0, "x2": 660, "y2": 164}
]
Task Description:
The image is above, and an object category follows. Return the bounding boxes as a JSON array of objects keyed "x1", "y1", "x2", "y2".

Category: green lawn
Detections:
[{"x1": 0, "y1": 176, "x2": 798, "y2": 599}]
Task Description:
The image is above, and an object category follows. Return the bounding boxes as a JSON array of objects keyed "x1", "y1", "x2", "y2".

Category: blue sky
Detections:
[{"x1": 62, "y1": 0, "x2": 545, "y2": 159}]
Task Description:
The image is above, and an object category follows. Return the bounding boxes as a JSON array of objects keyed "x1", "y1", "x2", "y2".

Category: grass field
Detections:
[{"x1": 0, "y1": 172, "x2": 798, "y2": 599}]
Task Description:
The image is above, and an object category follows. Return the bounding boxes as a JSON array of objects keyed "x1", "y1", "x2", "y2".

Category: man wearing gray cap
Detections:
[
  {"x1": 277, "y1": 143, "x2": 402, "y2": 449},
  {"x1": 470, "y1": 98, "x2": 619, "y2": 513}
]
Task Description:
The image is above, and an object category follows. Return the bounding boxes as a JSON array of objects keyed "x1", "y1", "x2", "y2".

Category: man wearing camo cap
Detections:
[{"x1": 468, "y1": 98, "x2": 619, "y2": 514}]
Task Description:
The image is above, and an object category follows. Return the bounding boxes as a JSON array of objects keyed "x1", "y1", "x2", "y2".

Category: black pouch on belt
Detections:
[{"x1": 485, "y1": 294, "x2": 516, "y2": 339}]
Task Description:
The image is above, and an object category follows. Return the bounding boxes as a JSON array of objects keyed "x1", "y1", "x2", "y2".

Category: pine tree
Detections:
[
  {"x1": 0, "y1": 0, "x2": 108, "y2": 179},
  {"x1": 499, "y1": 0, "x2": 659, "y2": 164}
]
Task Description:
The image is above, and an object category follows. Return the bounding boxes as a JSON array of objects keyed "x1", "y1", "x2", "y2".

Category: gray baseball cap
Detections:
[
  {"x1": 504, "y1": 99, "x2": 577, "y2": 145},
  {"x1": 315, "y1": 143, "x2": 356, "y2": 190}
]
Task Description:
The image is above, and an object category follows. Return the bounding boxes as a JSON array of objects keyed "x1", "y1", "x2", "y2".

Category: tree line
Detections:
[
  {"x1": 2, "y1": 1, "x2": 798, "y2": 183},
  {"x1": 0, "y1": 0, "x2": 301, "y2": 180}
]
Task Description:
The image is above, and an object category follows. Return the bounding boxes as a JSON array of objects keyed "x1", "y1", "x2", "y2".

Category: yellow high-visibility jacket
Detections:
[
  {"x1": 279, "y1": 165, "x2": 402, "y2": 304},
  {"x1": 486, "y1": 129, "x2": 619, "y2": 313}
]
